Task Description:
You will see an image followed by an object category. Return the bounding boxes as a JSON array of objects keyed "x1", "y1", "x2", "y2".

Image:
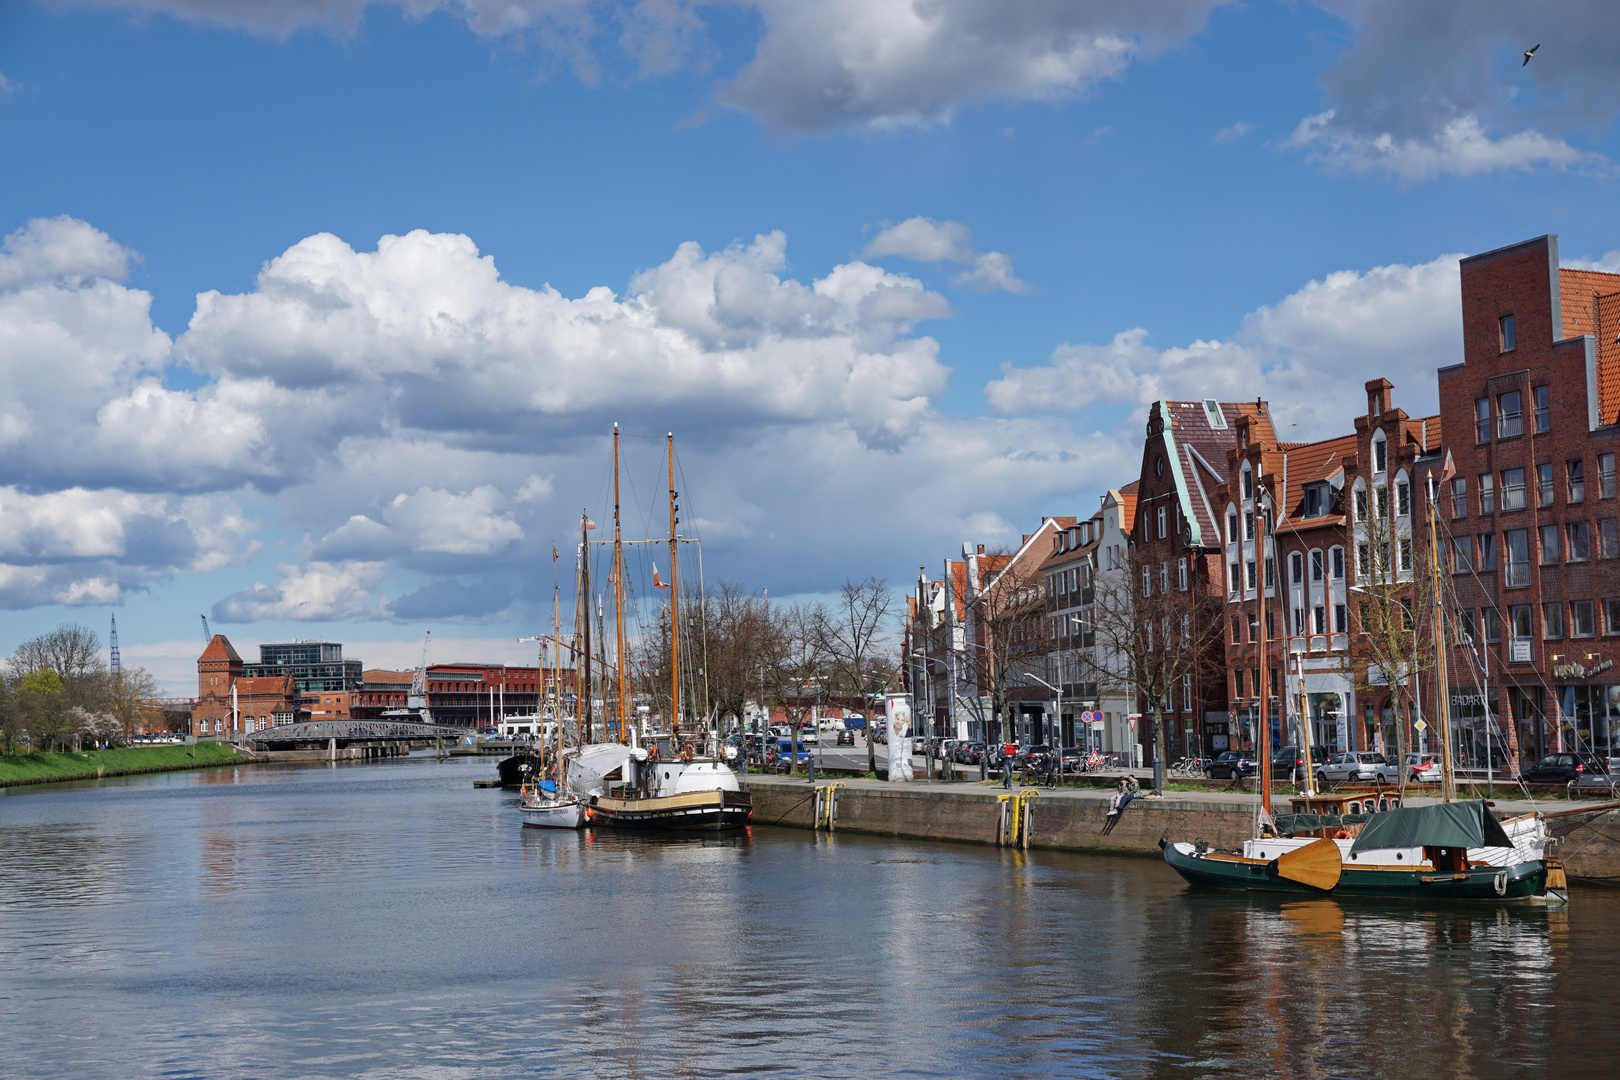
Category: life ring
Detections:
[
  {"x1": 1334, "y1": 829, "x2": 1350, "y2": 840},
  {"x1": 680, "y1": 745, "x2": 695, "y2": 762}
]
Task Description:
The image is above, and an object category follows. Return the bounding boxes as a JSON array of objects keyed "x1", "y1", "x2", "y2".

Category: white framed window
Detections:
[
  {"x1": 1157, "y1": 505, "x2": 1167, "y2": 538},
  {"x1": 1177, "y1": 557, "x2": 1188, "y2": 591}
]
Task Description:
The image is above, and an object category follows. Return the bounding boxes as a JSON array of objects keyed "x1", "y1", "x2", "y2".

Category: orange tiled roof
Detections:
[
  {"x1": 199, "y1": 634, "x2": 240, "y2": 663},
  {"x1": 235, "y1": 675, "x2": 292, "y2": 697}
]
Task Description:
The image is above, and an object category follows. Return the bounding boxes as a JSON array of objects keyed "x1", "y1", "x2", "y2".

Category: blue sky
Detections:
[{"x1": 4, "y1": 0, "x2": 1620, "y2": 691}]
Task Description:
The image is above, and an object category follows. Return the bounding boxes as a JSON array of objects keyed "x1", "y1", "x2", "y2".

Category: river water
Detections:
[{"x1": 2, "y1": 754, "x2": 1614, "y2": 1079}]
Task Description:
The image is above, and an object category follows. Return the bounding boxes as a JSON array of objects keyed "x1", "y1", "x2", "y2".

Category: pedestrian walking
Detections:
[{"x1": 1001, "y1": 743, "x2": 1013, "y2": 789}]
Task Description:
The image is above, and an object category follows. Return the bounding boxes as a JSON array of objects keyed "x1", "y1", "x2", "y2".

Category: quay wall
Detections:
[
  {"x1": 743, "y1": 777, "x2": 1255, "y2": 857},
  {"x1": 743, "y1": 779, "x2": 1620, "y2": 881}
]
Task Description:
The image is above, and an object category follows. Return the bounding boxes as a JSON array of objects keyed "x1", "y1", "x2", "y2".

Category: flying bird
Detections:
[{"x1": 1523, "y1": 43, "x2": 1540, "y2": 66}]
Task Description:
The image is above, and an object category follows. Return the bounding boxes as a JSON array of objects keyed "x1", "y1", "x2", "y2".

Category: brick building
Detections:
[
  {"x1": 1131, "y1": 399, "x2": 1268, "y2": 761},
  {"x1": 193, "y1": 635, "x2": 301, "y2": 738},
  {"x1": 1439, "y1": 235, "x2": 1620, "y2": 772}
]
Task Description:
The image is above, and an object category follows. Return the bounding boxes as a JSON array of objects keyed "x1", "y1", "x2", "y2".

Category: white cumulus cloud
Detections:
[
  {"x1": 213, "y1": 560, "x2": 389, "y2": 622},
  {"x1": 984, "y1": 252, "x2": 1464, "y2": 438},
  {"x1": 864, "y1": 218, "x2": 1029, "y2": 293}
]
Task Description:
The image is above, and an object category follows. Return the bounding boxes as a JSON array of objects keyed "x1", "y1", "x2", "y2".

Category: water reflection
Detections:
[{"x1": 0, "y1": 755, "x2": 1611, "y2": 1079}]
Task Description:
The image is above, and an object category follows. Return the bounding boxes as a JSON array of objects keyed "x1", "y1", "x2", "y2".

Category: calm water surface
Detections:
[{"x1": 2, "y1": 755, "x2": 1614, "y2": 1079}]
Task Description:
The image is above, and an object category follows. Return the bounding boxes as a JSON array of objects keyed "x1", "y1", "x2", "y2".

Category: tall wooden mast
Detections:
[
  {"x1": 613, "y1": 423, "x2": 628, "y2": 744},
  {"x1": 1429, "y1": 489, "x2": 1456, "y2": 802},
  {"x1": 1257, "y1": 478, "x2": 1273, "y2": 822},
  {"x1": 580, "y1": 510, "x2": 593, "y2": 746},
  {"x1": 668, "y1": 433, "x2": 680, "y2": 742}
]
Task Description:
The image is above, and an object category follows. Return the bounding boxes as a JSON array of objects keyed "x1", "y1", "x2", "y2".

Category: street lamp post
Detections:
[{"x1": 1023, "y1": 671, "x2": 1063, "y2": 787}]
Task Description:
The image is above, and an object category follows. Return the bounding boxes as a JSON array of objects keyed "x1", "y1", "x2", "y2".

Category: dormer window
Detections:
[
  {"x1": 1204, "y1": 399, "x2": 1226, "y2": 428},
  {"x1": 1301, "y1": 482, "x2": 1331, "y2": 519}
]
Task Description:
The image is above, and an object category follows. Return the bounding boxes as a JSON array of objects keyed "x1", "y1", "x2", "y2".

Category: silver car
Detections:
[
  {"x1": 1316, "y1": 751, "x2": 1387, "y2": 784},
  {"x1": 1374, "y1": 753, "x2": 1441, "y2": 784}
]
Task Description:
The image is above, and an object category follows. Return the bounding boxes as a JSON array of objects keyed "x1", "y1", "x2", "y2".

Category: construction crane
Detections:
[
  {"x1": 109, "y1": 614, "x2": 121, "y2": 677},
  {"x1": 200, "y1": 615, "x2": 211, "y2": 645},
  {"x1": 407, "y1": 630, "x2": 432, "y2": 722}
]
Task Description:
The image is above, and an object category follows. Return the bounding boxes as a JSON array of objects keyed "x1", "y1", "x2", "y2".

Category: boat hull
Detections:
[
  {"x1": 590, "y1": 788, "x2": 752, "y2": 832},
  {"x1": 519, "y1": 798, "x2": 585, "y2": 830},
  {"x1": 1163, "y1": 842, "x2": 1547, "y2": 900}
]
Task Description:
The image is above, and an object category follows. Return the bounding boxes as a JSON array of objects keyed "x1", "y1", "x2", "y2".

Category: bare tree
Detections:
[
  {"x1": 954, "y1": 547, "x2": 1047, "y2": 749},
  {"x1": 771, "y1": 603, "x2": 829, "y2": 776},
  {"x1": 107, "y1": 665, "x2": 162, "y2": 740},
  {"x1": 1342, "y1": 489, "x2": 1436, "y2": 797},
  {"x1": 1079, "y1": 543, "x2": 1226, "y2": 790},
  {"x1": 702, "y1": 580, "x2": 788, "y2": 735},
  {"x1": 816, "y1": 577, "x2": 896, "y2": 775}
]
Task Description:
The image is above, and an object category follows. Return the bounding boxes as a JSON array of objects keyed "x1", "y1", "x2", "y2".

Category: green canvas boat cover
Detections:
[
  {"x1": 1273, "y1": 812, "x2": 1372, "y2": 834},
  {"x1": 1349, "y1": 800, "x2": 1515, "y2": 854}
]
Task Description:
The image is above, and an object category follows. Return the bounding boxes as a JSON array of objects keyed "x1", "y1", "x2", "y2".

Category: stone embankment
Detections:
[{"x1": 742, "y1": 776, "x2": 1620, "y2": 884}]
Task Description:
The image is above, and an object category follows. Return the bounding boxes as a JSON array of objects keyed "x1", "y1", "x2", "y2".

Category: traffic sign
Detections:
[{"x1": 1413, "y1": 719, "x2": 1428, "y2": 732}]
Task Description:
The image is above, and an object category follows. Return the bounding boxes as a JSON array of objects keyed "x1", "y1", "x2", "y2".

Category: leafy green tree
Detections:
[{"x1": 16, "y1": 669, "x2": 67, "y2": 751}]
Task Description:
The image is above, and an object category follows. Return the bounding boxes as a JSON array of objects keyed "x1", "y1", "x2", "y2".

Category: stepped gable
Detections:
[{"x1": 1158, "y1": 399, "x2": 1272, "y2": 547}]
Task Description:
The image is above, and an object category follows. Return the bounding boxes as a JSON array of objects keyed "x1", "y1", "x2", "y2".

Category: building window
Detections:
[
  {"x1": 1331, "y1": 546, "x2": 1344, "y2": 579},
  {"x1": 1233, "y1": 669, "x2": 1244, "y2": 698},
  {"x1": 1242, "y1": 469, "x2": 1254, "y2": 500},
  {"x1": 1510, "y1": 604, "x2": 1533, "y2": 641},
  {"x1": 1248, "y1": 613, "x2": 1259, "y2": 643},
  {"x1": 1182, "y1": 674, "x2": 1192, "y2": 709},
  {"x1": 1334, "y1": 604, "x2": 1348, "y2": 633},
  {"x1": 1398, "y1": 537, "x2": 1412, "y2": 572},
  {"x1": 1543, "y1": 603, "x2": 1564, "y2": 639},
  {"x1": 1264, "y1": 557, "x2": 1275, "y2": 589},
  {"x1": 1572, "y1": 601, "x2": 1596, "y2": 638},
  {"x1": 1142, "y1": 569, "x2": 1151, "y2": 597},
  {"x1": 1289, "y1": 552, "x2": 1303, "y2": 584},
  {"x1": 1314, "y1": 606, "x2": 1326, "y2": 634},
  {"x1": 1475, "y1": 398, "x2": 1491, "y2": 442},
  {"x1": 1357, "y1": 541, "x2": 1370, "y2": 575},
  {"x1": 1568, "y1": 520, "x2": 1591, "y2": 562},
  {"x1": 1537, "y1": 463, "x2": 1554, "y2": 507},
  {"x1": 1232, "y1": 616, "x2": 1242, "y2": 644},
  {"x1": 1245, "y1": 560, "x2": 1257, "y2": 590},
  {"x1": 1227, "y1": 509, "x2": 1239, "y2": 543},
  {"x1": 1160, "y1": 562, "x2": 1170, "y2": 592},
  {"x1": 1157, "y1": 505, "x2": 1167, "y2": 538},
  {"x1": 1229, "y1": 562, "x2": 1240, "y2": 593},
  {"x1": 1483, "y1": 607, "x2": 1502, "y2": 642},
  {"x1": 1457, "y1": 609, "x2": 1477, "y2": 643},
  {"x1": 1479, "y1": 532, "x2": 1496, "y2": 570},
  {"x1": 1480, "y1": 474, "x2": 1495, "y2": 514},
  {"x1": 1501, "y1": 468, "x2": 1526, "y2": 510},
  {"x1": 1354, "y1": 488, "x2": 1368, "y2": 520},
  {"x1": 1498, "y1": 390, "x2": 1523, "y2": 438},
  {"x1": 1500, "y1": 314, "x2": 1516, "y2": 352},
  {"x1": 1293, "y1": 607, "x2": 1305, "y2": 635},
  {"x1": 1451, "y1": 477, "x2": 1467, "y2": 518},
  {"x1": 1601, "y1": 453, "x2": 1617, "y2": 499},
  {"x1": 1310, "y1": 550, "x2": 1323, "y2": 581},
  {"x1": 1540, "y1": 524, "x2": 1559, "y2": 564},
  {"x1": 1602, "y1": 518, "x2": 1619, "y2": 559},
  {"x1": 1534, "y1": 385, "x2": 1550, "y2": 432},
  {"x1": 1395, "y1": 480, "x2": 1410, "y2": 516},
  {"x1": 1452, "y1": 536, "x2": 1473, "y2": 572},
  {"x1": 1243, "y1": 510, "x2": 1255, "y2": 541},
  {"x1": 1607, "y1": 599, "x2": 1620, "y2": 635},
  {"x1": 1375, "y1": 486, "x2": 1389, "y2": 518},
  {"x1": 1373, "y1": 436, "x2": 1387, "y2": 474},
  {"x1": 1568, "y1": 459, "x2": 1585, "y2": 503},
  {"x1": 1177, "y1": 557, "x2": 1188, "y2": 590},
  {"x1": 1505, "y1": 529, "x2": 1530, "y2": 587}
]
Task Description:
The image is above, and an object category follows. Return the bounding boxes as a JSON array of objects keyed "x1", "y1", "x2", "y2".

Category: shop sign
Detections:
[{"x1": 1552, "y1": 658, "x2": 1614, "y2": 681}]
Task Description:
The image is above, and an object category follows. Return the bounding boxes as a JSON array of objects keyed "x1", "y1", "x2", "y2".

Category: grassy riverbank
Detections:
[{"x1": 0, "y1": 742, "x2": 246, "y2": 786}]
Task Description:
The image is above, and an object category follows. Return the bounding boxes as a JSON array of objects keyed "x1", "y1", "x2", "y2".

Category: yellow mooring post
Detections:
[
  {"x1": 998, "y1": 790, "x2": 1039, "y2": 847},
  {"x1": 815, "y1": 782, "x2": 846, "y2": 831}
]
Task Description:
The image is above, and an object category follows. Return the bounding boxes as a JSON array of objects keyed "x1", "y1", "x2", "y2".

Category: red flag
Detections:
[
  {"x1": 653, "y1": 565, "x2": 669, "y2": 589},
  {"x1": 552, "y1": 544, "x2": 559, "y2": 562}
]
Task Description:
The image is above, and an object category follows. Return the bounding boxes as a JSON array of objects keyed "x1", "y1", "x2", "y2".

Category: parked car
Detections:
[
  {"x1": 1204, "y1": 750, "x2": 1255, "y2": 779},
  {"x1": 1270, "y1": 746, "x2": 1332, "y2": 782},
  {"x1": 797, "y1": 723, "x2": 818, "y2": 745},
  {"x1": 1519, "y1": 752, "x2": 1608, "y2": 785},
  {"x1": 1374, "y1": 753, "x2": 1442, "y2": 784},
  {"x1": 835, "y1": 729, "x2": 855, "y2": 746},
  {"x1": 1316, "y1": 752, "x2": 1388, "y2": 784},
  {"x1": 773, "y1": 739, "x2": 815, "y2": 771},
  {"x1": 952, "y1": 741, "x2": 985, "y2": 764},
  {"x1": 1056, "y1": 746, "x2": 1087, "y2": 770}
]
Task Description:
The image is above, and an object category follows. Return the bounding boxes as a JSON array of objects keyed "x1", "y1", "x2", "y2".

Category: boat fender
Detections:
[
  {"x1": 1334, "y1": 829, "x2": 1350, "y2": 840},
  {"x1": 1264, "y1": 858, "x2": 1281, "y2": 878},
  {"x1": 584, "y1": 807, "x2": 594, "y2": 822},
  {"x1": 1494, "y1": 870, "x2": 1508, "y2": 896},
  {"x1": 1157, "y1": 837, "x2": 1168, "y2": 851}
]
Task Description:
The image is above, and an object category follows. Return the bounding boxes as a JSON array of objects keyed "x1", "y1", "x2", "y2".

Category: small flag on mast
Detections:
[{"x1": 652, "y1": 565, "x2": 669, "y2": 589}]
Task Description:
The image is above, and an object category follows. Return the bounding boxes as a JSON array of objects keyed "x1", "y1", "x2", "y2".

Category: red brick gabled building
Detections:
[
  {"x1": 1439, "y1": 235, "x2": 1620, "y2": 771},
  {"x1": 193, "y1": 634, "x2": 300, "y2": 738}
]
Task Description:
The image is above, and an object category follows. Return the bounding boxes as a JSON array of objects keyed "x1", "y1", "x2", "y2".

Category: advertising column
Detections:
[{"x1": 885, "y1": 693, "x2": 914, "y2": 781}]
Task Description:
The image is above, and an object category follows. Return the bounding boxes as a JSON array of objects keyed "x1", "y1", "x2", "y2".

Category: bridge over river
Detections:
[{"x1": 245, "y1": 719, "x2": 473, "y2": 752}]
